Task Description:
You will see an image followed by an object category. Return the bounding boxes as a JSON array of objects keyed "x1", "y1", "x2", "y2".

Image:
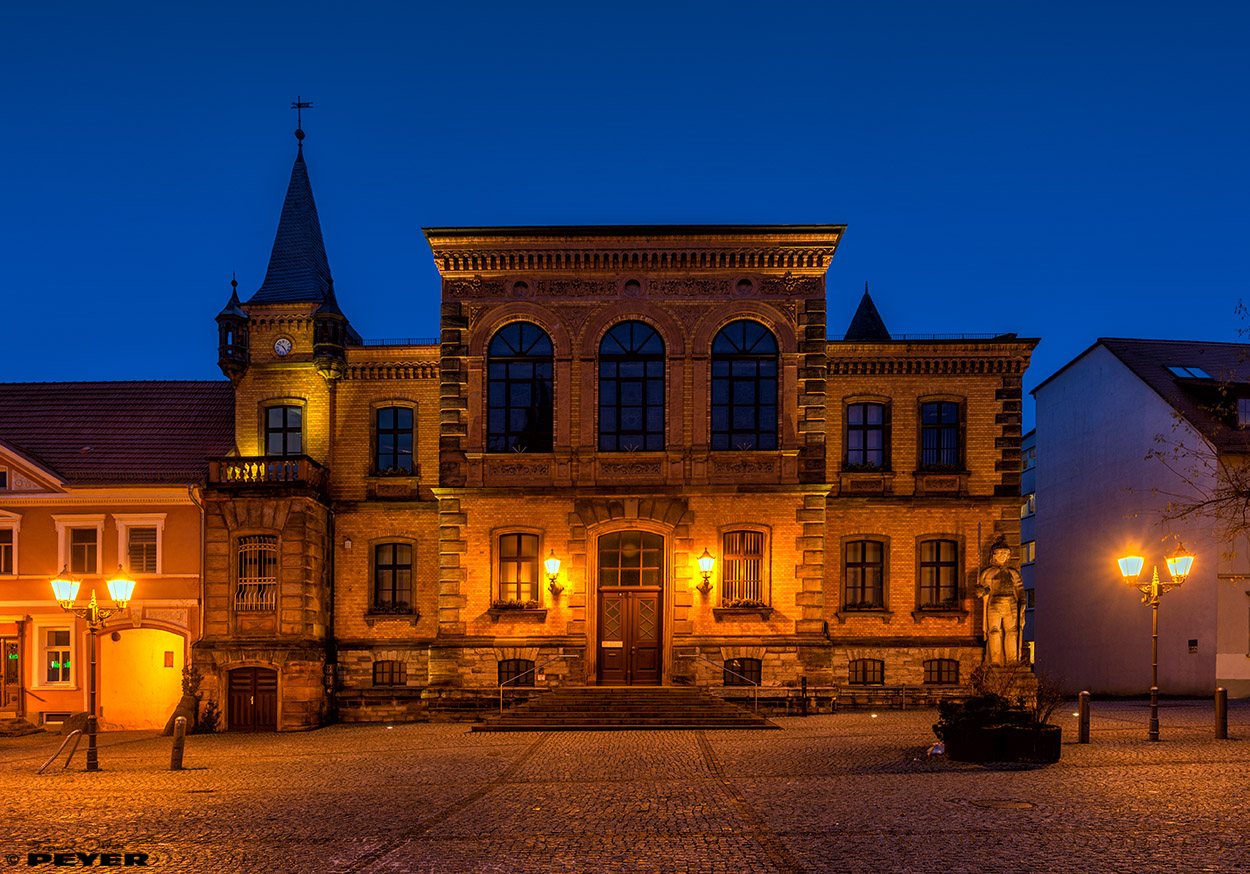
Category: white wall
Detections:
[{"x1": 1035, "y1": 345, "x2": 1219, "y2": 695}]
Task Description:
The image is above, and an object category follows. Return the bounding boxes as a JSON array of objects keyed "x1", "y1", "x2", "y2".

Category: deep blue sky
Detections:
[{"x1": 4, "y1": 2, "x2": 1248, "y2": 430}]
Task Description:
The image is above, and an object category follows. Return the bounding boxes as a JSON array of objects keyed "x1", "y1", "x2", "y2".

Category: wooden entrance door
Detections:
[
  {"x1": 1, "y1": 639, "x2": 19, "y2": 709},
  {"x1": 598, "y1": 591, "x2": 662, "y2": 685},
  {"x1": 597, "y1": 530, "x2": 664, "y2": 685},
  {"x1": 227, "y1": 667, "x2": 278, "y2": 731}
]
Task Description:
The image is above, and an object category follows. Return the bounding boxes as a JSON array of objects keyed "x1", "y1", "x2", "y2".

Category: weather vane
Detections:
[{"x1": 292, "y1": 96, "x2": 313, "y2": 142}]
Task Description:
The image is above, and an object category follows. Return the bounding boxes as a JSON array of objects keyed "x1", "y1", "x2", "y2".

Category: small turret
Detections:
[
  {"x1": 313, "y1": 280, "x2": 347, "y2": 380},
  {"x1": 215, "y1": 277, "x2": 249, "y2": 380}
]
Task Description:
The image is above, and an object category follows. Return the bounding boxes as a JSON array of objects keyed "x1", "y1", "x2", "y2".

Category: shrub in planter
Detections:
[
  {"x1": 1001, "y1": 724, "x2": 1062, "y2": 763},
  {"x1": 934, "y1": 693, "x2": 1031, "y2": 763}
]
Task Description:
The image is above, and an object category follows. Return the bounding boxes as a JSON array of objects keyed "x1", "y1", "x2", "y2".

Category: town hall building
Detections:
[{"x1": 196, "y1": 134, "x2": 1037, "y2": 730}]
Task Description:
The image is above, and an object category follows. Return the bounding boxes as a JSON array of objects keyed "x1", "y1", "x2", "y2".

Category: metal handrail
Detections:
[
  {"x1": 684, "y1": 652, "x2": 759, "y2": 713},
  {"x1": 37, "y1": 730, "x2": 82, "y2": 774},
  {"x1": 499, "y1": 655, "x2": 567, "y2": 715}
]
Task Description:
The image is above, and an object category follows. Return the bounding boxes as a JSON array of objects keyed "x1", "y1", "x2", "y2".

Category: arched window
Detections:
[
  {"x1": 487, "y1": 322, "x2": 553, "y2": 452},
  {"x1": 711, "y1": 320, "x2": 778, "y2": 451},
  {"x1": 849, "y1": 658, "x2": 885, "y2": 686},
  {"x1": 599, "y1": 321, "x2": 665, "y2": 451}
]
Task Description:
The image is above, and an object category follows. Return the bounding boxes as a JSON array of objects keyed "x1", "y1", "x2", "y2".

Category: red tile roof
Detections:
[{"x1": 0, "y1": 381, "x2": 234, "y2": 485}]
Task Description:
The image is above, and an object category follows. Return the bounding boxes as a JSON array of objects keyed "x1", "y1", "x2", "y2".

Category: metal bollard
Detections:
[
  {"x1": 171, "y1": 716, "x2": 187, "y2": 771},
  {"x1": 1078, "y1": 691, "x2": 1090, "y2": 743},
  {"x1": 1216, "y1": 687, "x2": 1227, "y2": 740},
  {"x1": 801, "y1": 677, "x2": 808, "y2": 717}
]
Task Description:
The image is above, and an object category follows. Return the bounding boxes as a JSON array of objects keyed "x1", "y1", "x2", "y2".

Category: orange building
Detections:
[
  {"x1": 195, "y1": 137, "x2": 1037, "y2": 730},
  {"x1": 0, "y1": 383, "x2": 233, "y2": 729}
]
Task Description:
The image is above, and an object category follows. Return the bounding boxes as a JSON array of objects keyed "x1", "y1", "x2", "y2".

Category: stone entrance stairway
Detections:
[{"x1": 472, "y1": 685, "x2": 777, "y2": 731}]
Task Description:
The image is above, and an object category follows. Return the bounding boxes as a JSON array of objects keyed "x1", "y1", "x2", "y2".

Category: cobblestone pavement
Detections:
[{"x1": 0, "y1": 699, "x2": 1246, "y2": 873}]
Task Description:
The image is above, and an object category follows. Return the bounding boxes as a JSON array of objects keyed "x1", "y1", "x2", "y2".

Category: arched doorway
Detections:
[
  {"x1": 596, "y1": 530, "x2": 663, "y2": 685},
  {"x1": 227, "y1": 666, "x2": 278, "y2": 731},
  {"x1": 98, "y1": 627, "x2": 185, "y2": 729}
]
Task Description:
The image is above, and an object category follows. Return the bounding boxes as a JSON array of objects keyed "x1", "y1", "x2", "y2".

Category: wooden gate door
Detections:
[
  {"x1": 1, "y1": 639, "x2": 19, "y2": 709},
  {"x1": 227, "y1": 667, "x2": 278, "y2": 731},
  {"x1": 597, "y1": 591, "x2": 661, "y2": 685}
]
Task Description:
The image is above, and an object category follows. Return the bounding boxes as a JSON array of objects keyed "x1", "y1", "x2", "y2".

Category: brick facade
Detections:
[{"x1": 199, "y1": 222, "x2": 1035, "y2": 729}]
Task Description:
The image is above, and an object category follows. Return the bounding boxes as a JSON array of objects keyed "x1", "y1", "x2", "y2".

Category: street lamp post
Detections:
[
  {"x1": 50, "y1": 565, "x2": 136, "y2": 771},
  {"x1": 1115, "y1": 552, "x2": 1193, "y2": 742}
]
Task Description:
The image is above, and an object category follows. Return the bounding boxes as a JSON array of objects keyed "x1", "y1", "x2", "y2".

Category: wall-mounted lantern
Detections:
[
  {"x1": 696, "y1": 548, "x2": 715, "y2": 595},
  {"x1": 545, "y1": 551, "x2": 563, "y2": 599}
]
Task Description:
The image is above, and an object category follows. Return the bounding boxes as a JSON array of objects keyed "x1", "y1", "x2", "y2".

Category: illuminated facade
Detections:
[
  {"x1": 196, "y1": 140, "x2": 1037, "y2": 729},
  {"x1": 0, "y1": 383, "x2": 233, "y2": 729}
]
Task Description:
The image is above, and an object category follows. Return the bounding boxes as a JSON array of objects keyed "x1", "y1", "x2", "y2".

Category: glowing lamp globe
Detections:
[
  {"x1": 107, "y1": 566, "x2": 136, "y2": 608},
  {"x1": 50, "y1": 567, "x2": 80, "y2": 607},
  {"x1": 1166, "y1": 554, "x2": 1194, "y2": 583},
  {"x1": 697, "y1": 549, "x2": 715, "y2": 577},
  {"x1": 544, "y1": 551, "x2": 561, "y2": 580},
  {"x1": 1117, "y1": 556, "x2": 1144, "y2": 580}
]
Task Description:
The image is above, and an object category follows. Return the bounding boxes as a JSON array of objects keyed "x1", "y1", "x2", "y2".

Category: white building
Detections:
[{"x1": 1033, "y1": 338, "x2": 1250, "y2": 697}]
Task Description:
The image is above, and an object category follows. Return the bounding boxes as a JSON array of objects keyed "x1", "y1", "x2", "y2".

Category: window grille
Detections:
[
  {"x1": 235, "y1": 535, "x2": 278, "y2": 611},
  {"x1": 722, "y1": 531, "x2": 764, "y2": 603}
]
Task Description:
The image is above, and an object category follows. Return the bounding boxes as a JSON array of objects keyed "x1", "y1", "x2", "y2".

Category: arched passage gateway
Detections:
[{"x1": 99, "y1": 627, "x2": 185, "y2": 730}]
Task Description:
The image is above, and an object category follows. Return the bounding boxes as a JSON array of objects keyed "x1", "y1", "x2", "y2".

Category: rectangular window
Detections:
[
  {"x1": 1239, "y1": 399, "x2": 1250, "y2": 428},
  {"x1": 920, "y1": 402, "x2": 960, "y2": 469},
  {"x1": 1023, "y1": 446, "x2": 1036, "y2": 470},
  {"x1": 918, "y1": 539, "x2": 958, "y2": 608},
  {"x1": 923, "y1": 658, "x2": 959, "y2": 684},
  {"x1": 374, "y1": 543, "x2": 413, "y2": 608},
  {"x1": 373, "y1": 660, "x2": 406, "y2": 686},
  {"x1": 849, "y1": 658, "x2": 884, "y2": 686},
  {"x1": 1020, "y1": 494, "x2": 1035, "y2": 517},
  {"x1": 0, "y1": 529, "x2": 12, "y2": 575},
  {"x1": 1022, "y1": 541, "x2": 1036, "y2": 564},
  {"x1": 598, "y1": 530, "x2": 664, "y2": 588},
  {"x1": 45, "y1": 630, "x2": 71, "y2": 684},
  {"x1": 845, "y1": 402, "x2": 886, "y2": 469},
  {"x1": 235, "y1": 535, "x2": 278, "y2": 612},
  {"x1": 499, "y1": 533, "x2": 539, "y2": 602},
  {"x1": 127, "y1": 527, "x2": 158, "y2": 574},
  {"x1": 722, "y1": 530, "x2": 764, "y2": 603},
  {"x1": 844, "y1": 540, "x2": 884, "y2": 609},
  {"x1": 69, "y1": 528, "x2": 97, "y2": 575},
  {"x1": 265, "y1": 405, "x2": 303, "y2": 456},
  {"x1": 376, "y1": 407, "x2": 415, "y2": 473},
  {"x1": 1026, "y1": 588, "x2": 1036, "y2": 609},
  {"x1": 0, "y1": 468, "x2": 7, "y2": 489},
  {"x1": 724, "y1": 657, "x2": 762, "y2": 686}
]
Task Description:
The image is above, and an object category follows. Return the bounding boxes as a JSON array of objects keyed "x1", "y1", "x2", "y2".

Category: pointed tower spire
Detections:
[
  {"x1": 844, "y1": 283, "x2": 891, "y2": 340},
  {"x1": 247, "y1": 132, "x2": 333, "y2": 304}
]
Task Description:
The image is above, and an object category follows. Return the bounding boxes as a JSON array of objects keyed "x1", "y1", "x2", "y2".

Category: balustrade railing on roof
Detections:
[
  {"x1": 209, "y1": 455, "x2": 329, "y2": 491},
  {"x1": 358, "y1": 337, "x2": 441, "y2": 347}
]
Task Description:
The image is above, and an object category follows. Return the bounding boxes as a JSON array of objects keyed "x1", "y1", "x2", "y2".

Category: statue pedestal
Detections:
[{"x1": 975, "y1": 664, "x2": 1038, "y2": 703}]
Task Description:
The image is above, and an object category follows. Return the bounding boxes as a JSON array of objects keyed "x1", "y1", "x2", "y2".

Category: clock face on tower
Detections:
[{"x1": 273, "y1": 338, "x2": 293, "y2": 357}]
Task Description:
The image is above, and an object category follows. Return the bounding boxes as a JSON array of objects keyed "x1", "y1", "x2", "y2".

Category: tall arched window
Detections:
[
  {"x1": 711, "y1": 320, "x2": 778, "y2": 451},
  {"x1": 599, "y1": 321, "x2": 665, "y2": 452},
  {"x1": 487, "y1": 322, "x2": 553, "y2": 452}
]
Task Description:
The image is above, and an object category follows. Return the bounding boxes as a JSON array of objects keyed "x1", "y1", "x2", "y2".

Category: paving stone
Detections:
[{"x1": 0, "y1": 700, "x2": 1244, "y2": 873}]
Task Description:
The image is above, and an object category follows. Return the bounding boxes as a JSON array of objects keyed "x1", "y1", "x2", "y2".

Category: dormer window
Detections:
[{"x1": 1167, "y1": 366, "x2": 1212, "y2": 379}]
